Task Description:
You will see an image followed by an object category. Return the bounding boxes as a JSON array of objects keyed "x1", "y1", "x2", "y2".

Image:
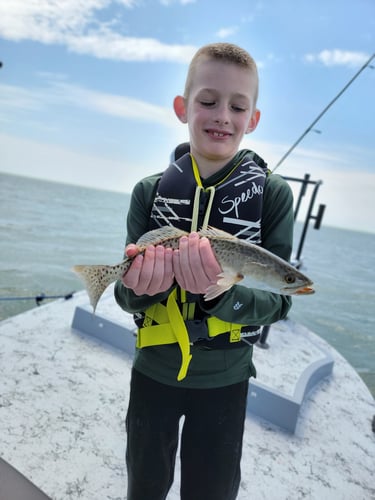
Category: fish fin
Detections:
[
  {"x1": 136, "y1": 226, "x2": 188, "y2": 247},
  {"x1": 204, "y1": 271, "x2": 244, "y2": 301},
  {"x1": 199, "y1": 226, "x2": 237, "y2": 240},
  {"x1": 72, "y1": 263, "x2": 125, "y2": 312}
]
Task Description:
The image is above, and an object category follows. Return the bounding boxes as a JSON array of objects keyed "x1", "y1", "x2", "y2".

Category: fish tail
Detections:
[{"x1": 72, "y1": 264, "x2": 117, "y2": 312}]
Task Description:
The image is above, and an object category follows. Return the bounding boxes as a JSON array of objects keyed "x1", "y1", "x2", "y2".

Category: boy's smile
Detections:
[{"x1": 174, "y1": 58, "x2": 260, "y2": 178}]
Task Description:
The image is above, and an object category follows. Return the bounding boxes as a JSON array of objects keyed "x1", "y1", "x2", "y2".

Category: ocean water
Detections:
[{"x1": 1, "y1": 172, "x2": 374, "y2": 397}]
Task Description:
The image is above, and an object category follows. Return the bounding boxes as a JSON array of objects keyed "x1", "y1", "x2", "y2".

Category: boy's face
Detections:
[{"x1": 174, "y1": 58, "x2": 260, "y2": 174}]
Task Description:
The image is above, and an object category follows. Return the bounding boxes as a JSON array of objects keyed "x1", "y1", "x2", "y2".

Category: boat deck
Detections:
[{"x1": 0, "y1": 288, "x2": 374, "y2": 499}]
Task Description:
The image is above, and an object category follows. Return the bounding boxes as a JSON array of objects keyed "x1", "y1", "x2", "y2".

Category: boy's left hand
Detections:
[{"x1": 173, "y1": 232, "x2": 222, "y2": 295}]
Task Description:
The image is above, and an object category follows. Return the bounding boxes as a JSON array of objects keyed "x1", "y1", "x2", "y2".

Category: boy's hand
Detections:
[
  {"x1": 173, "y1": 232, "x2": 222, "y2": 295},
  {"x1": 121, "y1": 244, "x2": 174, "y2": 296}
]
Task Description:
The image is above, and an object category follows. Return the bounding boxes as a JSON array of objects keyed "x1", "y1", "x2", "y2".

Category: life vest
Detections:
[
  {"x1": 135, "y1": 147, "x2": 268, "y2": 381},
  {"x1": 150, "y1": 147, "x2": 267, "y2": 242}
]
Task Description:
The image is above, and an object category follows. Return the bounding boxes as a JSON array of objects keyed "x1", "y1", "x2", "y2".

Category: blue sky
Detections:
[{"x1": 0, "y1": 0, "x2": 374, "y2": 233}]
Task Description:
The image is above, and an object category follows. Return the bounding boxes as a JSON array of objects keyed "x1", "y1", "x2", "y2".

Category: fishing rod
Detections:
[
  {"x1": 0, "y1": 292, "x2": 75, "y2": 306},
  {"x1": 273, "y1": 52, "x2": 375, "y2": 172}
]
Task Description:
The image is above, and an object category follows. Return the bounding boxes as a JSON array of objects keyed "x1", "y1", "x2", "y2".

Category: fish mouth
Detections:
[
  {"x1": 292, "y1": 286, "x2": 315, "y2": 295},
  {"x1": 281, "y1": 284, "x2": 315, "y2": 295}
]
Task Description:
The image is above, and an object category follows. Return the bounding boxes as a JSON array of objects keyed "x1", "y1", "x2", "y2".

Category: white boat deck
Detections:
[{"x1": 0, "y1": 288, "x2": 374, "y2": 500}]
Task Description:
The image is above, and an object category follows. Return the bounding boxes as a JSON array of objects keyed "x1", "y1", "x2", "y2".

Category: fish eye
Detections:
[{"x1": 285, "y1": 274, "x2": 296, "y2": 284}]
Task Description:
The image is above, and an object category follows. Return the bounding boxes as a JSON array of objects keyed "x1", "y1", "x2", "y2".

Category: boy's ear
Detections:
[
  {"x1": 173, "y1": 95, "x2": 187, "y2": 123},
  {"x1": 246, "y1": 109, "x2": 261, "y2": 134}
]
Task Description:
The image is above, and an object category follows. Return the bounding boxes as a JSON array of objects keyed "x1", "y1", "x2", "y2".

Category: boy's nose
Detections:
[
  {"x1": 214, "y1": 117, "x2": 229, "y2": 125},
  {"x1": 214, "y1": 107, "x2": 230, "y2": 125}
]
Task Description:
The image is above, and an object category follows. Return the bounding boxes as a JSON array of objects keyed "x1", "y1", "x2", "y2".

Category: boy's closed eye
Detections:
[
  {"x1": 231, "y1": 105, "x2": 247, "y2": 112},
  {"x1": 199, "y1": 100, "x2": 247, "y2": 113},
  {"x1": 200, "y1": 100, "x2": 215, "y2": 107}
]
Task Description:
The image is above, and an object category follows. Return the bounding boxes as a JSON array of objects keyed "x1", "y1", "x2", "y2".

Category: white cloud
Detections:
[
  {"x1": 116, "y1": 0, "x2": 138, "y2": 6},
  {"x1": 0, "y1": 81, "x2": 175, "y2": 127},
  {"x1": 58, "y1": 82, "x2": 176, "y2": 125},
  {"x1": 216, "y1": 26, "x2": 238, "y2": 39},
  {"x1": 0, "y1": 0, "x2": 102, "y2": 42},
  {"x1": 160, "y1": 0, "x2": 196, "y2": 5},
  {"x1": 0, "y1": 0, "x2": 197, "y2": 63},
  {"x1": 304, "y1": 49, "x2": 371, "y2": 67},
  {"x1": 66, "y1": 28, "x2": 197, "y2": 62},
  {"x1": 0, "y1": 84, "x2": 44, "y2": 111}
]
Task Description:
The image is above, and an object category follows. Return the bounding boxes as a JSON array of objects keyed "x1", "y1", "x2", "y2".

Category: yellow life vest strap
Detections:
[
  {"x1": 137, "y1": 314, "x2": 246, "y2": 346},
  {"x1": 206, "y1": 317, "x2": 243, "y2": 343},
  {"x1": 190, "y1": 154, "x2": 216, "y2": 231},
  {"x1": 136, "y1": 289, "x2": 193, "y2": 381},
  {"x1": 136, "y1": 292, "x2": 248, "y2": 380},
  {"x1": 165, "y1": 289, "x2": 193, "y2": 381}
]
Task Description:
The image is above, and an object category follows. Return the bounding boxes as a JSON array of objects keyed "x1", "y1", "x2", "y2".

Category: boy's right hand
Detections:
[{"x1": 121, "y1": 244, "x2": 174, "y2": 296}]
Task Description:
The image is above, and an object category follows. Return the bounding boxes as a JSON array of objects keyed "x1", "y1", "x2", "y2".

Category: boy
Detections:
[{"x1": 115, "y1": 42, "x2": 293, "y2": 500}]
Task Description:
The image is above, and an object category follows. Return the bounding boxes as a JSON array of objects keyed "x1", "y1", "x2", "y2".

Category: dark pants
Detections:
[{"x1": 126, "y1": 369, "x2": 249, "y2": 500}]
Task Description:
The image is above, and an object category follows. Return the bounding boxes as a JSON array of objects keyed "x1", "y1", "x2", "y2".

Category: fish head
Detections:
[{"x1": 280, "y1": 269, "x2": 315, "y2": 295}]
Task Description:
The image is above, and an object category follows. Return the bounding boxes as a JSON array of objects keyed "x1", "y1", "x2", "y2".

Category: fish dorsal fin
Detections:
[
  {"x1": 198, "y1": 226, "x2": 237, "y2": 240},
  {"x1": 136, "y1": 225, "x2": 188, "y2": 247}
]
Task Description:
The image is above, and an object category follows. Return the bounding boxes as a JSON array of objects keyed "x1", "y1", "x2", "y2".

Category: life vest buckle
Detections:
[{"x1": 185, "y1": 317, "x2": 211, "y2": 343}]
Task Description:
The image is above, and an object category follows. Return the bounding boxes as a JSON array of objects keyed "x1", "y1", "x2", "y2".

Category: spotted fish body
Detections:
[{"x1": 73, "y1": 225, "x2": 314, "y2": 312}]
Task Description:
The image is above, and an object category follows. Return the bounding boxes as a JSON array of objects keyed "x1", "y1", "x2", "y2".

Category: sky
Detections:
[{"x1": 0, "y1": 0, "x2": 374, "y2": 234}]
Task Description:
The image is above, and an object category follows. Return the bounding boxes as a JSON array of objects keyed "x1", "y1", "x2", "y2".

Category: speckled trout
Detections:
[{"x1": 73, "y1": 225, "x2": 314, "y2": 312}]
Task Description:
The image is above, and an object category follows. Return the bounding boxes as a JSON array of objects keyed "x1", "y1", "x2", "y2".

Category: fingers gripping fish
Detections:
[{"x1": 73, "y1": 225, "x2": 314, "y2": 313}]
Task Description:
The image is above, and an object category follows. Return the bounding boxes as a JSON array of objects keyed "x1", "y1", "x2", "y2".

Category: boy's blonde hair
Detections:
[{"x1": 184, "y1": 42, "x2": 259, "y2": 104}]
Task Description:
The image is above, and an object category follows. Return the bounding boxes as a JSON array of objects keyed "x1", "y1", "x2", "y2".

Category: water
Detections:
[
  {"x1": 0, "y1": 172, "x2": 129, "y2": 318},
  {"x1": 290, "y1": 223, "x2": 375, "y2": 397},
  {"x1": 1, "y1": 172, "x2": 374, "y2": 397}
]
